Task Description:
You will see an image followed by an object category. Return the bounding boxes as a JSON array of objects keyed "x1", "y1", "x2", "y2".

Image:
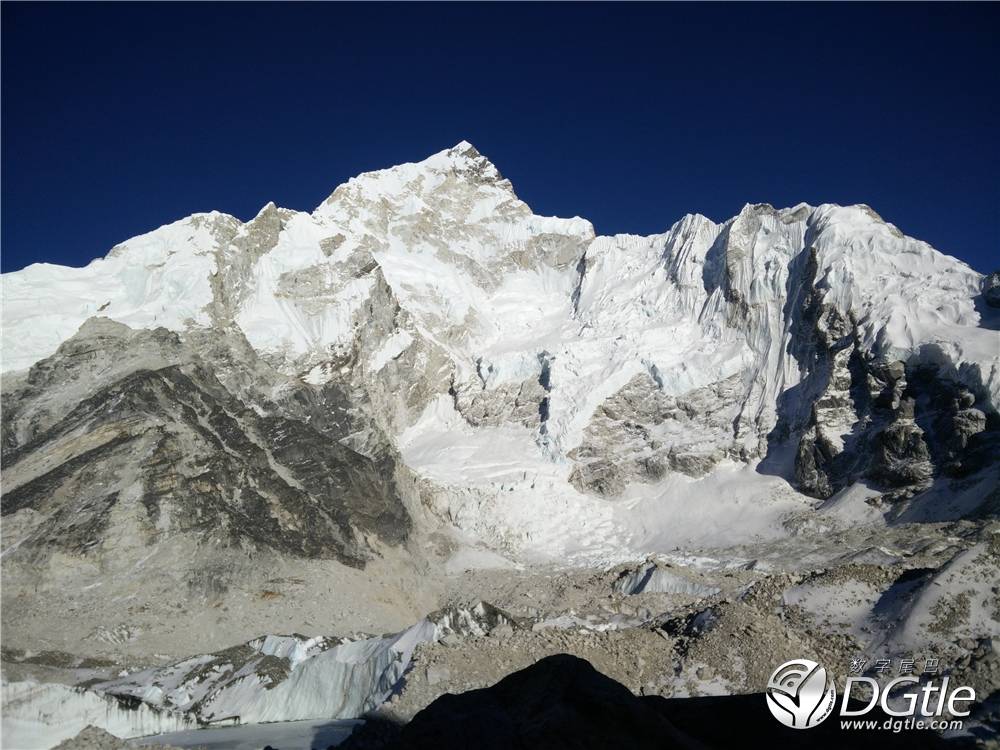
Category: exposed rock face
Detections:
[
  {"x1": 869, "y1": 398, "x2": 935, "y2": 493},
  {"x1": 1, "y1": 319, "x2": 409, "y2": 568},
  {"x1": 766, "y1": 249, "x2": 998, "y2": 501},
  {"x1": 983, "y1": 271, "x2": 1000, "y2": 308},
  {"x1": 568, "y1": 372, "x2": 749, "y2": 496},
  {"x1": 791, "y1": 354, "x2": 996, "y2": 501}
]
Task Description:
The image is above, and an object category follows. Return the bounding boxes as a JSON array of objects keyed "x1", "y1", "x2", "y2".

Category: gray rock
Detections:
[
  {"x1": 1, "y1": 321, "x2": 410, "y2": 567},
  {"x1": 568, "y1": 372, "x2": 749, "y2": 496},
  {"x1": 870, "y1": 418, "x2": 934, "y2": 489},
  {"x1": 53, "y1": 726, "x2": 180, "y2": 750},
  {"x1": 982, "y1": 271, "x2": 1000, "y2": 308}
]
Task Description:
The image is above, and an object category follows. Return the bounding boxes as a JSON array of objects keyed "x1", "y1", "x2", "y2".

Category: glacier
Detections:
[{"x1": 1, "y1": 605, "x2": 512, "y2": 749}]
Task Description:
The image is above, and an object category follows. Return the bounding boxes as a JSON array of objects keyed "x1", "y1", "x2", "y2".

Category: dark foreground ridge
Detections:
[{"x1": 340, "y1": 654, "x2": 964, "y2": 750}]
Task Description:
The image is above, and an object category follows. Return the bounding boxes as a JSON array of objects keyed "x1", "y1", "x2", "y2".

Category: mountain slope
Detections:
[{"x1": 2, "y1": 141, "x2": 998, "y2": 572}]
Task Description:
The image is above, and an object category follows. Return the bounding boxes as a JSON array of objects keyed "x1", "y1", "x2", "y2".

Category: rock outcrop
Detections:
[{"x1": 982, "y1": 271, "x2": 1000, "y2": 309}]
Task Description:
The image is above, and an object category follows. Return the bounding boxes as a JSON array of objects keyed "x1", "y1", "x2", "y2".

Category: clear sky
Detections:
[{"x1": 2, "y1": 3, "x2": 997, "y2": 273}]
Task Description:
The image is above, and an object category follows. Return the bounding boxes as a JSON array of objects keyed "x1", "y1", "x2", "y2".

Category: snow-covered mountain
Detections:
[
  {"x1": 4, "y1": 141, "x2": 996, "y2": 565},
  {"x1": 3, "y1": 142, "x2": 999, "y2": 749}
]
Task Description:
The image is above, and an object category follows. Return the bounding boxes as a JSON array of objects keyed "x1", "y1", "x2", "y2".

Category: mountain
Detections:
[
  {"x1": 4, "y1": 142, "x2": 996, "y2": 560},
  {"x1": 2, "y1": 143, "x2": 999, "y2": 748}
]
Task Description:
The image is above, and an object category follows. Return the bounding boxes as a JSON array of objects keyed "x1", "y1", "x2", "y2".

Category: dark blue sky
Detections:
[{"x1": 2, "y1": 3, "x2": 997, "y2": 273}]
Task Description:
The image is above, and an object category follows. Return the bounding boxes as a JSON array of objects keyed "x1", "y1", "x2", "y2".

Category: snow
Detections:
[
  {"x1": 2, "y1": 213, "x2": 235, "y2": 372},
  {"x1": 396, "y1": 394, "x2": 621, "y2": 562},
  {"x1": 805, "y1": 204, "x2": 996, "y2": 401},
  {"x1": 367, "y1": 329, "x2": 413, "y2": 372},
  {"x1": 252, "y1": 635, "x2": 335, "y2": 670},
  {"x1": 444, "y1": 545, "x2": 521, "y2": 573},
  {"x1": 233, "y1": 214, "x2": 376, "y2": 359},
  {"x1": 2, "y1": 142, "x2": 996, "y2": 566},
  {"x1": 782, "y1": 578, "x2": 885, "y2": 640},
  {"x1": 302, "y1": 362, "x2": 335, "y2": 385},
  {"x1": 891, "y1": 541, "x2": 1000, "y2": 649},
  {"x1": 777, "y1": 533, "x2": 1000, "y2": 660},
  {"x1": 5, "y1": 148, "x2": 992, "y2": 423},
  {"x1": 395, "y1": 393, "x2": 819, "y2": 563},
  {"x1": 613, "y1": 461, "x2": 813, "y2": 553}
]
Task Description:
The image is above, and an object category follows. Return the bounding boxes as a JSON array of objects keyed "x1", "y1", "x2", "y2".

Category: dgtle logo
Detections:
[{"x1": 765, "y1": 659, "x2": 837, "y2": 729}]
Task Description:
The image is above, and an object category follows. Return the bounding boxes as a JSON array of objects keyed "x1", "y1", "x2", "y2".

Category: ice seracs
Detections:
[{"x1": 0, "y1": 604, "x2": 518, "y2": 749}]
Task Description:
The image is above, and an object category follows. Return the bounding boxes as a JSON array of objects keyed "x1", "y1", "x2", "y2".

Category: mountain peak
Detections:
[
  {"x1": 419, "y1": 140, "x2": 501, "y2": 181},
  {"x1": 449, "y1": 139, "x2": 478, "y2": 155},
  {"x1": 314, "y1": 142, "x2": 508, "y2": 218}
]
